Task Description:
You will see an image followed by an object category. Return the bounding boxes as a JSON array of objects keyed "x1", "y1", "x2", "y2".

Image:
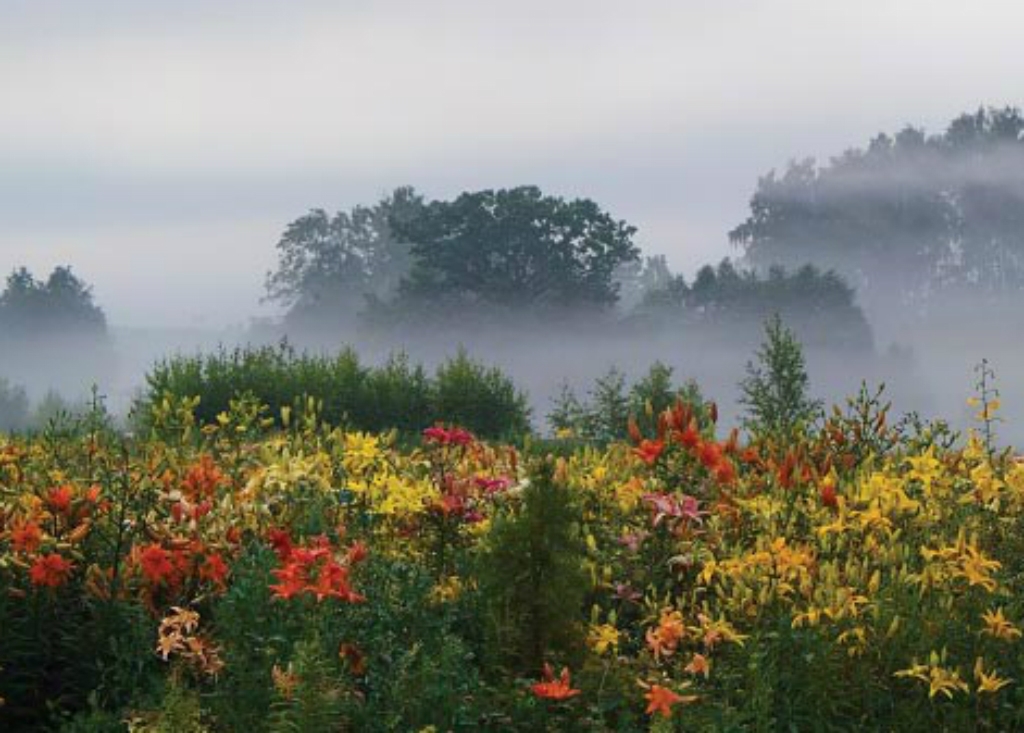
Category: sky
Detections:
[{"x1": 2, "y1": 0, "x2": 1023, "y2": 328}]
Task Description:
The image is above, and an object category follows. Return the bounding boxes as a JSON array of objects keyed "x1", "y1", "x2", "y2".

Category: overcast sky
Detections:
[{"x1": 2, "y1": 0, "x2": 1022, "y2": 327}]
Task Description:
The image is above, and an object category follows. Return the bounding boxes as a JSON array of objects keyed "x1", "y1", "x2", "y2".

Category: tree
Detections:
[
  {"x1": 0, "y1": 266, "x2": 107, "y2": 340},
  {"x1": 738, "y1": 315, "x2": 822, "y2": 438},
  {"x1": 392, "y1": 186, "x2": 639, "y2": 316},
  {"x1": 613, "y1": 255, "x2": 674, "y2": 312},
  {"x1": 635, "y1": 259, "x2": 873, "y2": 350},
  {"x1": 264, "y1": 187, "x2": 424, "y2": 329},
  {"x1": 477, "y1": 458, "x2": 587, "y2": 674},
  {"x1": 729, "y1": 106, "x2": 1024, "y2": 304}
]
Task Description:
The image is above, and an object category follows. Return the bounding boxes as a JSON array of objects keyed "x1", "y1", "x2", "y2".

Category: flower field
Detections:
[{"x1": 3, "y1": 392, "x2": 1024, "y2": 731}]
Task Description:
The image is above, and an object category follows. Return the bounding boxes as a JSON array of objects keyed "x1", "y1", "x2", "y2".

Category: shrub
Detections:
[
  {"x1": 738, "y1": 314, "x2": 821, "y2": 438},
  {"x1": 548, "y1": 362, "x2": 704, "y2": 442},
  {"x1": 433, "y1": 348, "x2": 530, "y2": 440},
  {"x1": 142, "y1": 343, "x2": 530, "y2": 440},
  {"x1": 477, "y1": 458, "x2": 588, "y2": 676}
]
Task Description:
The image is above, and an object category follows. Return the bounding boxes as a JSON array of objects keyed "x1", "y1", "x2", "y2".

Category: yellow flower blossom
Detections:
[
  {"x1": 981, "y1": 608, "x2": 1022, "y2": 642},
  {"x1": 974, "y1": 657, "x2": 1012, "y2": 694},
  {"x1": 895, "y1": 657, "x2": 969, "y2": 699},
  {"x1": 588, "y1": 623, "x2": 620, "y2": 656}
]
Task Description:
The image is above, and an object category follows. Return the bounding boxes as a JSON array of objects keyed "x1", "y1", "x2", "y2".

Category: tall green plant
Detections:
[
  {"x1": 477, "y1": 459, "x2": 587, "y2": 676},
  {"x1": 738, "y1": 315, "x2": 821, "y2": 439}
]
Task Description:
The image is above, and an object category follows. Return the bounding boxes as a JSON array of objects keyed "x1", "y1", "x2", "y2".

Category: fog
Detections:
[
  {"x1": 2, "y1": 1, "x2": 1024, "y2": 443},
  {"x1": 4, "y1": 298, "x2": 1019, "y2": 448}
]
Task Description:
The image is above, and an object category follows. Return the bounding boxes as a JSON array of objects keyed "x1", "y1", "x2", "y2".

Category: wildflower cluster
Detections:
[{"x1": 3, "y1": 388, "x2": 1024, "y2": 730}]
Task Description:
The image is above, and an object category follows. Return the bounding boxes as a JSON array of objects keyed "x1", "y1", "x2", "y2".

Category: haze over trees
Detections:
[
  {"x1": 0, "y1": 266, "x2": 107, "y2": 341},
  {"x1": 730, "y1": 106, "x2": 1024, "y2": 306},
  {"x1": 265, "y1": 184, "x2": 871, "y2": 351},
  {"x1": 268, "y1": 185, "x2": 643, "y2": 331},
  {"x1": 0, "y1": 266, "x2": 111, "y2": 404},
  {"x1": 390, "y1": 186, "x2": 640, "y2": 318},
  {"x1": 11, "y1": 106, "x2": 1024, "y2": 437},
  {"x1": 633, "y1": 259, "x2": 873, "y2": 350},
  {"x1": 264, "y1": 187, "x2": 423, "y2": 332}
]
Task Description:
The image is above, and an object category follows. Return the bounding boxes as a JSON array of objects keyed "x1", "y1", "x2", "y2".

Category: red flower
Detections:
[
  {"x1": 741, "y1": 447, "x2": 761, "y2": 465},
  {"x1": 11, "y1": 520, "x2": 42, "y2": 553},
  {"x1": 270, "y1": 536, "x2": 365, "y2": 604},
  {"x1": 46, "y1": 485, "x2": 74, "y2": 514},
  {"x1": 182, "y1": 454, "x2": 226, "y2": 500},
  {"x1": 447, "y1": 428, "x2": 474, "y2": 446},
  {"x1": 192, "y1": 501, "x2": 213, "y2": 521},
  {"x1": 698, "y1": 441, "x2": 724, "y2": 470},
  {"x1": 138, "y1": 544, "x2": 176, "y2": 584},
  {"x1": 531, "y1": 663, "x2": 581, "y2": 700},
  {"x1": 267, "y1": 528, "x2": 293, "y2": 560},
  {"x1": 269, "y1": 561, "x2": 306, "y2": 600},
  {"x1": 821, "y1": 482, "x2": 838, "y2": 509},
  {"x1": 30, "y1": 553, "x2": 74, "y2": 588},
  {"x1": 713, "y1": 459, "x2": 737, "y2": 485},
  {"x1": 346, "y1": 541, "x2": 368, "y2": 565},
  {"x1": 423, "y1": 426, "x2": 449, "y2": 443},
  {"x1": 633, "y1": 439, "x2": 665, "y2": 466},
  {"x1": 338, "y1": 642, "x2": 367, "y2": 675},
  {"x1": 200, "y1": 553, "x2": 229, "y2": 586},
  {"x1": 678, "y1": 420, "x2": 701, "y2": 450},
  {"x1": 423, "y1": 426, "x2": 475, "y2": 447},
  {"x1": 474, "y1": 476, "x2": 511, "y2": 495},
  {"x1": 644, "y1": 684, "x2": 686, "y2": 718},
  {"x1": 643, "y1": 492, "x2": 706, "y2": 527}
]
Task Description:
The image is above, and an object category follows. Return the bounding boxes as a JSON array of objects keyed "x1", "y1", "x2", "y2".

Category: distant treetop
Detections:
[
  {"x1": 266, "y1": 185, "x2": 641, "y2": 329},
  {"x1": 0, "y1": 266, "x2": 107, "y2": 340},
  {"x1": 729, "y1": 105, "x2": 1024, "y2": 302}
]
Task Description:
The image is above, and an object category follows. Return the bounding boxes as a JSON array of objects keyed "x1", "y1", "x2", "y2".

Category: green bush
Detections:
[
  {"x1": 738, "y1": 315, "x2": 822, "y2": 439},
  {"x1": 477, "y1": 458, "x2": 588, "y2": 676},
  {"x1": 433, "y1": 348, "x2": 531, "y2": 440},
  {"x1": 548, "y1": 362, "x2": 704, "y2": 442},
  {"x1": 141, "y1": 343, "x2": 530, "y2": 440}
]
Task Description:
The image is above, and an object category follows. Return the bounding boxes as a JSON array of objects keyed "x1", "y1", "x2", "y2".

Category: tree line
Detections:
[
  {"x1": 7, "y1": 104, "x2": 1024, "y2": 359},
  {"x1": 730, "y1": 105, "x2": 1024, "y2": 303},
  {"x1": 264, "y1": 185, "x2": 872, "y2": 348}
]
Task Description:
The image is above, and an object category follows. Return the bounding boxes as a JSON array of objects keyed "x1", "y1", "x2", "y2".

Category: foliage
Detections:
[
  {"x1": 549, "y1": 363, "x2": 703, "y2": 442},
  {"x1": 730, "y1": 105, "x2": 1024, "y2": 300},
  {"x1": 267, "y1": 637, "x2": 347, "y2": 733},
  {"x1": 264, "y1": 187, "x2": 423, "y2": 332},
  {"x1": 739, "y1": 315, "x2": 822, "y2": 438},
  {"x1": 613, "y1": 255, "x2": 674, "y2": 313},
  {"x1": 637, "y1": 259, "x2": 873, "y2": 350},
  {"x1": 478, "y1": 459, "x2": 588, "y2": 675},
  {"x1": 5, "y1": 369, "x2": 1024, "y2": 730},
  {"x1": 391, "y1": 186, "x2": 639, "y2": 317},
  {"x1": 433, "y1": 348, "x2": 531, "y2": 440},
  {"x1": 0, "y1": 266, "x2": 107, "y2": 341},
  {"x1": 142, "y1": 342, "x2": 530, "y2": 440}
]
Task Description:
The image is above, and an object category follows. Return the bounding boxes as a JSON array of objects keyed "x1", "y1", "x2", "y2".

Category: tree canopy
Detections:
[
  {"x1": 635, "y1": 259, "x2": 873, "y2": 350},
  {"x1": 391, "y1": 186, "x2": 640, "y2": 315},
  {"x1": 0, "y1": 266, "x2": 107, "y2": 340},
  {"x1": 729, "y1": 106, "x2": 1024, "y2": 301},
  {"x1": 264, "y1": 187, "x2": 423, "y2": 328}
]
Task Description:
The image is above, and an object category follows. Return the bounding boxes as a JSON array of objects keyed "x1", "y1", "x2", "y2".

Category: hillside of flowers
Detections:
[{"x1": 2, "y1": 386, "x2": 1024, "y2": 731}]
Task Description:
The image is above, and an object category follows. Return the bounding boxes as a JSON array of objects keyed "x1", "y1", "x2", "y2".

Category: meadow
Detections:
[{"x1": 2, "y1": 354, "x2": 1023, "y2": 733}]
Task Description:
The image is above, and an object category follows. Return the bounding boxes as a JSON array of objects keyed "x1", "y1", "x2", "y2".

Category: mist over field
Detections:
[
  {"x1": 1, "y1": 0, "x2": 1023, "y2": 444},
  {"x1": 11, "y1": 5, "x2": 1024, "y2": 730}
]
